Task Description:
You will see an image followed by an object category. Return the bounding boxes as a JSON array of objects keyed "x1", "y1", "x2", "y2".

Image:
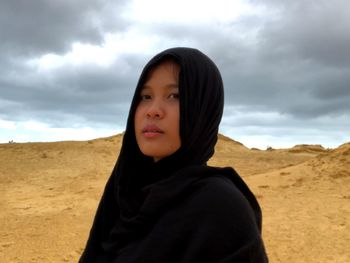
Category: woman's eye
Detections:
[
  {"x1": 168, "y1": 93, "x2": 179, "y2": 99},
  {"x1": 140, "y1": 94, "x2": 151, "y2": 100}
]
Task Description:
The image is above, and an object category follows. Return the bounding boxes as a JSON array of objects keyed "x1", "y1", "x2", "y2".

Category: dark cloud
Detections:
[
  {"x1": 201, "y1": 0, "x2": 350, "y2": 121},
  {"x1": 256, "y1": 0, "x2": 350, "y2": 67},
  {"x1": 0, "y1": 0, "x2": 128, "y2": 56},
  {"x1": 0, "y1": 53, "x2": 146, "y2": 126}
]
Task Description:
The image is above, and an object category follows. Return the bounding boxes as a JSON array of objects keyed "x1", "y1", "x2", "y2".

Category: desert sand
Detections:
[{"x1": 0, "y1": 134, "x2": 349, "y2": 262}]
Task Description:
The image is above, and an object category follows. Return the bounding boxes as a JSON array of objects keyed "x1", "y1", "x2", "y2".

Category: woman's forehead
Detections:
[
  {"x1": 142, "y1": 60, "x2": 180, "y2": 86},
  {"x1": 147, "y1": 59, "x2": 179, "y2": 76}
]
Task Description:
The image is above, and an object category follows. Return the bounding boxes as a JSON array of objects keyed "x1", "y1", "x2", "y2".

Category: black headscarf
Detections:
[{"x1": 79, "y1": 47, "x2": 265, "y2": 262}]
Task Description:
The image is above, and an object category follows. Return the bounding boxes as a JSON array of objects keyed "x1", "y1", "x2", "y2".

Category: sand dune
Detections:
[{"x1": 0, "y1": 134, "x2": 349, "y2": 262}]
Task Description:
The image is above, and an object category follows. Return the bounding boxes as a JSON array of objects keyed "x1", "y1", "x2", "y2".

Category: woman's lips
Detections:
[{"x1": 142, "y1": 125, "x2": 164, "y2": 138}]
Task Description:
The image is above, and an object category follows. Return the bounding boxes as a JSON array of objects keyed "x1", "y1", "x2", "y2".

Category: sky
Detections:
[{"x1": 1, "y1": 0, "x2": 349, "y2": 149}]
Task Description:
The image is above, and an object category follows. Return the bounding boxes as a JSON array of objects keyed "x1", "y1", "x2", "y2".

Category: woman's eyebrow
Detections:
[
  {"x1": 142, "y1": 84, "x2": 179, "y2": 90},
  {"x1": 165, "y1": 84, "x2": 179, "y2": 89}
]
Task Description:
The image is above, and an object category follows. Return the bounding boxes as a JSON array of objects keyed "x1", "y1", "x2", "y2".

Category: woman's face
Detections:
[{"x1": 134, "y1": 60, "x2": 181, "y2": 162}]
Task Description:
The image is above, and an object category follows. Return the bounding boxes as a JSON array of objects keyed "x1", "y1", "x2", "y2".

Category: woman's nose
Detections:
[{"x1": 146, "y1": 101, "x2": 164, "y2": 119}]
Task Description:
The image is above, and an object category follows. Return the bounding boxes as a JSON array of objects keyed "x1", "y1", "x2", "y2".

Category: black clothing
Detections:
[{"x1": 79, "y1": 47, "x2": 268, "y2": 262}]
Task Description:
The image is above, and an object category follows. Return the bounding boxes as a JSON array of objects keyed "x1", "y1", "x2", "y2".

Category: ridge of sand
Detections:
[
  {"x1": 287, "y1": 144, "x2": 328, "y2": 154},
  {"x1": 0, "y1": 135, "x2": 349, "y2": 262}
]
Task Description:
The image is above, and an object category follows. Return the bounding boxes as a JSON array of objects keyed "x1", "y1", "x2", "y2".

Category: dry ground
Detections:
[{"x1": 0, "y1": 134, "x2": 349, "y2": 262}]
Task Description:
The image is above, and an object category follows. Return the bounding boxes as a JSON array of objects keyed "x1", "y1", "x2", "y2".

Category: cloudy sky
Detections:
[{"x1": 1, "y1": 0, "x2": 349, "y2": 149}]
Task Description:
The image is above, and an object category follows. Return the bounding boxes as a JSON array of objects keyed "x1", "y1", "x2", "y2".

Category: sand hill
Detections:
[{"x1": 0, "y1": 134, "x2": 349, "y2": 262}]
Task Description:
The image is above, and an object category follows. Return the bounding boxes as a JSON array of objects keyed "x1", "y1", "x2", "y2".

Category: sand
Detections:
[{"x1": 0, "y1": 134, "x2": 349, "y2": 262}]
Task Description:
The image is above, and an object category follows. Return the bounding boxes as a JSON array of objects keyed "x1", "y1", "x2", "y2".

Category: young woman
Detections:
[{"x1": 79, "y1": 47, "x2": 268, "y2": 262}]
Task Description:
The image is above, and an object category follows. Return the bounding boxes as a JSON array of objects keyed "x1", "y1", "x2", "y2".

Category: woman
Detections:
[{"x1": 79, "y1": 47, "x2": 268, "y2": 262}]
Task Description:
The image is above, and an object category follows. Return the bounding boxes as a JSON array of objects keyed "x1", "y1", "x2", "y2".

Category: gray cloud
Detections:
[
  {"x1": 215, "y1": 0, "x2": 350, "y2": 120},
  {"x1": 0, "y1": 0, "x2": 132, "y2": 127},
  {"x1": 0, "y1": 54, "x2": 146, "y2": 126},
  {"x1": 0, "y1": 0, "x2": 128, "y2": 56}
]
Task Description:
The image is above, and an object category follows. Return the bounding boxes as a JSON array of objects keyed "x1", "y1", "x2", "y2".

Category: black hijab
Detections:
[{"x1": 79, "y1": 47, "x2": 264, "y2": 262}]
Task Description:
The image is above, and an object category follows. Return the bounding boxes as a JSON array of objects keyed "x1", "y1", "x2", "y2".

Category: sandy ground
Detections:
[{"x1": 0, "y1": 134, "x2": 349, "y2": 262}]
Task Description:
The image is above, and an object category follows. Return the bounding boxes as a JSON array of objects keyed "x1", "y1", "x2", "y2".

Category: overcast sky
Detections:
[{"x1": 1, "y1": 0, "x2": 349, "y2": 149}]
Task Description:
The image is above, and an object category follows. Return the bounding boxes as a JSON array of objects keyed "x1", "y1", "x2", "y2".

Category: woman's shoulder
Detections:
[
  {"x1": 159, "y1": 165, "x2": 262, "y2": 230},
  {"x1": 166, "y1": 167, "x2": 263, "y2": 244},
  {"x1": 184, "y1": 169, "x2": 258, "y2": 221}
]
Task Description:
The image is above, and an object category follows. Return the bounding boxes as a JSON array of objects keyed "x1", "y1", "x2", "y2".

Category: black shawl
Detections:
[{"x1": 79, "y1": 47, "x2": 268, "y2": 262}]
